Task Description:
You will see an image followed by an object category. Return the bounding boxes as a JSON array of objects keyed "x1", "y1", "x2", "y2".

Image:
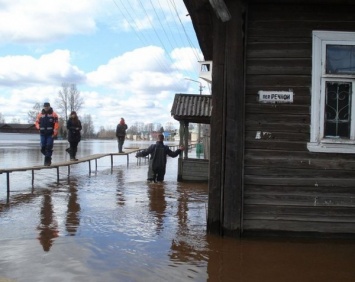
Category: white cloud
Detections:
[
  {"x1": 0, "y1": 0, "x2": 202, "y2": 132},
  {"x1": 0, "y1": 50, "x2": 85, "y2": 86},
  {"x1": 0, "y1": 0, "x2": 106, "y2": 43}
]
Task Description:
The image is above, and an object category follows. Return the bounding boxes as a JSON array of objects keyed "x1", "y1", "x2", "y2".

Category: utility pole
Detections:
[{"x1": 184, "y1": 78, "x2": 204, "y2": 143}]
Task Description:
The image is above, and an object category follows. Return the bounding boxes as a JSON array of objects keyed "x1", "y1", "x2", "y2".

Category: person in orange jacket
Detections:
[{"x1": 35, "y1": 102, "x2": 59, "y2": 166}]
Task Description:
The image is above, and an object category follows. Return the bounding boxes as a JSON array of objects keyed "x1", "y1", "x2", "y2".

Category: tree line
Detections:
[{"x1": 1, "y1": 83, "x2": 182, "y2": 140}]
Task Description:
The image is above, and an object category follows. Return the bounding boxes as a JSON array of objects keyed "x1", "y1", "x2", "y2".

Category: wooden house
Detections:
[{"x1": 183, "y1": 0, "x2": 355, "y2": 237}]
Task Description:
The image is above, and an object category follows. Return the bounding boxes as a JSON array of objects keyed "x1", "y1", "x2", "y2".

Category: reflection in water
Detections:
[
  {"x1": 37, "y1": 190, "x2": 59, "y2": 252},
  {"x1": 116, "y1": 169, "x2": 126, "y2": 206},
  {"x1": 0, "y1": 192, "x2": 36, "y2": 213},
  {"x1": 65, "y1": 179, "x2": 81, "y2": 236},
  {"x1": 148, "y1": 183, "x2": 167, "y2": 234},
  {"x1": 170, "y1": 182, "x2": 209, "y2": 264}
]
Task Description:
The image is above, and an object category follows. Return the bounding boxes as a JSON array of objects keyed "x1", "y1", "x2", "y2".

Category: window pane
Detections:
[
  {"x1": 324, "y1": 82, "x2": 351, "y2": 138},
  {"x1": 326, "y1": 45, "x2": 355, "y2": 74}
]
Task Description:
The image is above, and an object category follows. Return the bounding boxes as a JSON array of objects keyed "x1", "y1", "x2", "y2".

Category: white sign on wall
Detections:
[{"x1": 258, "y1": 90, "x2": 294, "y2": 103}]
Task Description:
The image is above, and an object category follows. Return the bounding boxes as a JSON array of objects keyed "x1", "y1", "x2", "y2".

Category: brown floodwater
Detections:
[{"x1": 0, "y1": 135, "x2": 355, "y2": 282}]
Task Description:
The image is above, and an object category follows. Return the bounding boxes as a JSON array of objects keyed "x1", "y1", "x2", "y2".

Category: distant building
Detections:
[{"x1": 0, "y1": 123, "x2": 37, "y2": 134}]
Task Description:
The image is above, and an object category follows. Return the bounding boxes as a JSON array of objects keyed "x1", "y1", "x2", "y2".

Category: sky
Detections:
[{"x1": 0, "y1": 0, "x2": 210, "y2": 132}]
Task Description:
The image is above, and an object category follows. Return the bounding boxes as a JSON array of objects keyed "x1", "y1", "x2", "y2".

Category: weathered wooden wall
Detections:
[
  {"x1": 243, "y1": 3, "x2": 355, "y2": 235},
  {"x1": 181, "y1": 159, "x2": 209, "y2": 181}
]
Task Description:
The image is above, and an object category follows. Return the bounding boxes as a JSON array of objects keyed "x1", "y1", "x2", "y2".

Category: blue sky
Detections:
[{"x1": 0, "y1": 0, "x2": 210, "y2": 131}]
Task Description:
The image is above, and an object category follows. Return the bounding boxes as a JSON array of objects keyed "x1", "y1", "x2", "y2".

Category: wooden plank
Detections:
[
  {"x1": 247, "y1": 42, "x2": 311, "y2": 58},
  {"x1": 246, "y1": 75, "x2": 311, "y2": 87},
  {"x1": 243, "y1": 219, "x2": 355, "y2": 233},
  {"x1": 248, "y1": 4, "x2": 355, "y2": 22},
  {"x1": 244, "y1": 193, "x2": 355, "y2": 207},
  {"x1": 245, "y1": 185, "x2": 355, "y2": 196},
  {"x1": 245, "y1": 130, "x2": 309, "y2": 142},
  {"x1": 246, "y1": 122, "x2": 309, "y2": 133},
  {"x1": 244, "y1": 167, "x2": 355, "y2": 178},
  {"x1": 247, "y1": 58, "x2": 311, "y2": 75},
  {"x1": 244, "y1": 176, "x2": 355, "y2": 187},
  {"x1": 244, "y1": 205, "x2": 355, "y2": 219},
  {"x1": 244, "y1": 213, "x2": 355, "y2": 223},
  {"x1": 244, "y1": 151, "x2": 355, "y2": 170},
  {"x1": 245, "y1": 140, "x2": 307, "y2": 151},
  {"x1": 246, "y1": 113, "x2": 310, "y2": 124}
]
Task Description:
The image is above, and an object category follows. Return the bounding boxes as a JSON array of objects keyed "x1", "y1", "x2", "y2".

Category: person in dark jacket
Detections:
[
  {"x1": 135, "y1": 134, "x2": 184, "y2": 182},
  {"x1": 35, "y1": 102, "x2": 59, "y2": 166},
  {"x1": 115, "y1": 117, "x2": 128, "y2": 153},
  {"x1": 66, "y1": 111, "x2": 82, "y2": 161}
]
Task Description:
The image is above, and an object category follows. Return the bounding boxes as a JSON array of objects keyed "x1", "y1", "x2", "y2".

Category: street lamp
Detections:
[
  {"x1": 185, "y1": 78, "x2": 203, "y2": 95},
  {"x1": 184, "y1": 78, "x2": 204, "y2": 144}
]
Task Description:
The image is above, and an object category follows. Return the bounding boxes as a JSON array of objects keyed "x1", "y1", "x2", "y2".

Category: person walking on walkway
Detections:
[
  {"x1": 66, "y1": 111, "x2": 82, "y2": 161},
  {"x1": 35, "y1": 102, "x2": 59, "y2": 166},
  {"x1": 116, "y1": 117, "x2": 128, "y2": 153},
  {"x1": 135, "y1": 134, "x2": 184, "y2": 182}
]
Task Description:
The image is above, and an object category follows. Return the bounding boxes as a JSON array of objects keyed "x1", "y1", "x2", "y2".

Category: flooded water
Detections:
[{"x1": 0, "y1": 133, "x2": 355, "y2": 282}]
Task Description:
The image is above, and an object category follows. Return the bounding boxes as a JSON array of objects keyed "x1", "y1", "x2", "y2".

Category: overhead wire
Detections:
[
  {"x1": 163, "y1": 0, "x2": 202, "y2": 80},
  {"x1": 111, "y1": 0, "x2": 172, "y2": 74},
  {"x1": 110, "y1": 0, "x2": 205, "y2": 91},
  {"x1": 169, "y1": 0, "x2": 202, "y2": 62}
]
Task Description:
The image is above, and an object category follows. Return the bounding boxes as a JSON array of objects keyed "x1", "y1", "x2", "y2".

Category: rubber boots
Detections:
[
  {"x1": 44, "y1": 156, "x2": 51, "y2": 166},
  {"x1": 70, "y1": 148, "x2": 78, "y2": 161}
]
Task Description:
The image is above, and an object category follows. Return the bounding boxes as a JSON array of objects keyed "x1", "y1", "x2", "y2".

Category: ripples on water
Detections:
[{"x1": 0, "y1": 133, "x2": 355, "y2": 282}]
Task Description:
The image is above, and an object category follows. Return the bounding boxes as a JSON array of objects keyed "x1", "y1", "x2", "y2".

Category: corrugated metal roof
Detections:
[{"x1": 171, "y1": 94, "x2": 212, "y2": 124}]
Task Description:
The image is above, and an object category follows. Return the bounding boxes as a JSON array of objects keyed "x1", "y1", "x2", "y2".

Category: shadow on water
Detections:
[{"x1": 0, "y1": 136, "x2": 355, "y2": 281}]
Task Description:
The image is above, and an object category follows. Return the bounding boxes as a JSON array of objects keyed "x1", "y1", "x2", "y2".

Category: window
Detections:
[{"x1": 308, "y1": 31, "x2": 355, "y2": 153}]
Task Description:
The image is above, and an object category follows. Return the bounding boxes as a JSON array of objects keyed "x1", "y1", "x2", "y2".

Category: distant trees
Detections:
[
  {"x1": 56, "y1": 83, "x2": 84, "y2": 125},
  {"x1": 165, "y1": 122, "x2": 174, "y2": 131},
  {"x1": 82, "y1": 114, "x2": 95, "y2": 139},
  {"x1": 97, "y1": 126, "x2": 115, "y2": 139},
  {"x1": 11, "y1": 118, "x2": 21, "y2": 123},
  {"x1": 0, "y1": 112, "x2": 5, "y2": 123},
  {"x1": 27, "y1": 102, "x2": 41, "y2": 123}
]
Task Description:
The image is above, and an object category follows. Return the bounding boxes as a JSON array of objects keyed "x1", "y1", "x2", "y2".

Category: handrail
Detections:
[{"x1": 1, "y1": 149, "x2": 141, "y2": 202}]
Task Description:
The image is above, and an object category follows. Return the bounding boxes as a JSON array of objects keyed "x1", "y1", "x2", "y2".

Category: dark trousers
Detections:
[
  {"x1": 69, "y1": 141, "x2": 79, "y2": 158},
  {"x1": 153, "y1": 167, "x2": 166, "y2": 182},
  {"x1": 117, "y1": 137, "x2": 125, "y2": 152},
  {"x1": 40, "y1": 135, "x2": 54, "y2": 157}
]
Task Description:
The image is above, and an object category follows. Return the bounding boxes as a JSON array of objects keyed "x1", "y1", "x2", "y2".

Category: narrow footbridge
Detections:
[{"x1": 0, "y1": 148, "x2": 142, "y2": 198}]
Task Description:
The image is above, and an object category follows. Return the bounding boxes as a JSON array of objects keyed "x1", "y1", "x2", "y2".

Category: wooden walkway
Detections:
[{"x1": 0, "y1": 148, "x2": 142, "y2": 198}]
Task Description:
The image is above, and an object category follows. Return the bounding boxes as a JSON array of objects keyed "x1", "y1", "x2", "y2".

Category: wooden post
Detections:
[
  {"x1": 207, "y1": 0, "x2": 245, "y2": 237},
  {"x1": 56, "y1": 167, "x2": 60, "y2": 183},
  {"x1": 178, "y1": 121, "x2": 184, "y2": 181},
  {"x1": 32, "y1": 170, "x2": 34, "y2": 187},
  {"x1": 222, "y1": 0, "x2": 245, "y2": 237},
  {"x1": 6, "y1": 172, "x2": 10, "y2": 199},
  {"x1": 207, "y1": 12, "x2": 225, "y2": 235},
  {"x1": 184, "y1": 121, "x2": 189, "y2": 159}
]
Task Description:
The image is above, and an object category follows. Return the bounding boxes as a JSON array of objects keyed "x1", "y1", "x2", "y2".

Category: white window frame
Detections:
[{"x1": 308, "y1": 31, "x2": 355, "y2": 153}]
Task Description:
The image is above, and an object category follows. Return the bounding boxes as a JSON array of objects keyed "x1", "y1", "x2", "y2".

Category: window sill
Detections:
[{"x1": 307, "y1": 142, "x2": 355, "y2": 153}]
